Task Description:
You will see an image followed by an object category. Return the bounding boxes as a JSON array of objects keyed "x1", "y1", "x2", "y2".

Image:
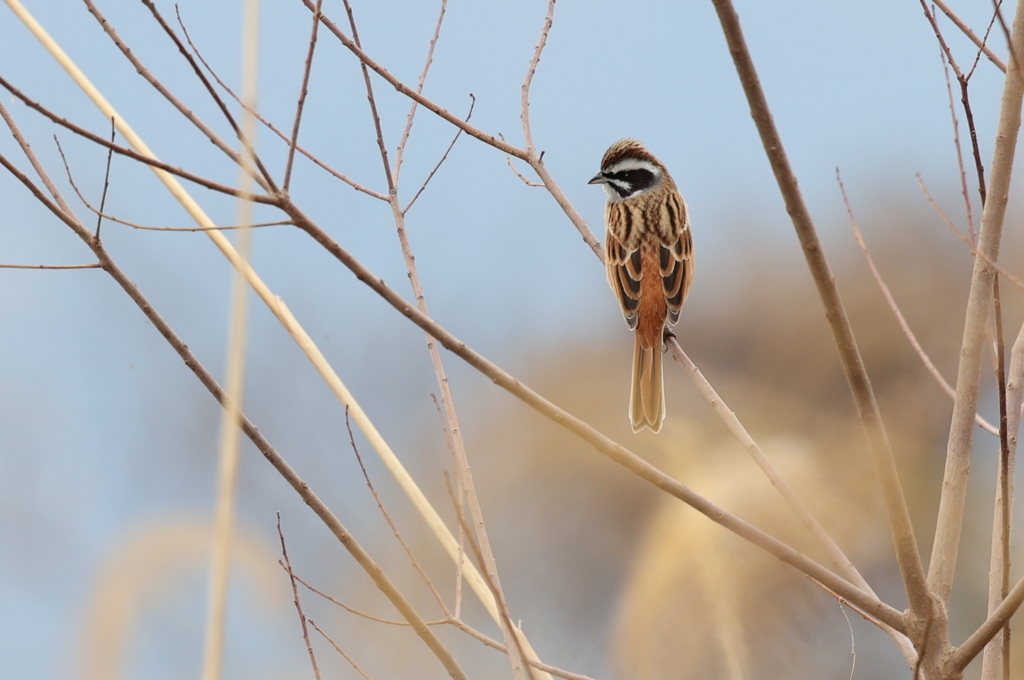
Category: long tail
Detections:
[{"x1": 630, "y1": 336, "x2": 665, "y2": 433}]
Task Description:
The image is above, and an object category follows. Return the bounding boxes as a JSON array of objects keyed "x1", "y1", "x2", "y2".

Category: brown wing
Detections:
[
  {"x1": 606, "y1": 230, "x2": 642, "y2": 329},
  {"x1": 660, "y1": 192, "x2": 693, "y2": 325}
]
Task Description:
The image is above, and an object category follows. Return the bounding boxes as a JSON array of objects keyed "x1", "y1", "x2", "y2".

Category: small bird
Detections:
[{"x1": 589, "y1": 139, "x2": 693, "y2": 433}]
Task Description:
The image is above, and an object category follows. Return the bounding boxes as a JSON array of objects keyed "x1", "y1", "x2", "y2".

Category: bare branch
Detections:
[
  {"x1": 709, "y1": 0, "x2": 930, "y2": 621},
  {"x1": 278, "y1": 515, "x2": 323, "y2": 680},
  {"x1": 309, "y1": 621, "x2": 375, "y2": 680},
  {"x1": 344, "y1": 408, "x2": 450, "y2": 614},
  {"x1": 82, "y1": 0, "x2": 275, "y2": 192},
  {"x1": 174, "y1": 19, "x2": 386, "y2": 200},
  {"x1": 666, "y1": 335, "x2": 917, "y2": 659},
  {"x1": 933, "y1": 0, "x2": 1007, "y2": 72},
  {"x1": 521, "y1": 0, "x2": 556, "y2": 154},
  {"x1": 842, "y1": 172, "x2": 998, "y2": 435},
  {"x1": 283, "y1": 0, "x2": 323, "y2": 191},
  {"x1": 404, "y1": 95, "x2": 474, "y2": 214},
  {"x1": 297, "y1": 0, "x2": 528, "y2": 159},
  {"x1": 0, "y1": 262, "x2": 100, "y2": 270},
  {"x1": 393, "y1": 0, "x2": 449, "y2": 184}
]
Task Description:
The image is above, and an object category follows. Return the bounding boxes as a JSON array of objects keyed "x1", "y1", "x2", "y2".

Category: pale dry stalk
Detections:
[{"x1": 928, "y1": 0, "x2": 1024, "y2": 610}]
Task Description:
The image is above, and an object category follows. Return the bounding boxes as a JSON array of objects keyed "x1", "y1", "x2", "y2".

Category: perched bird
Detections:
[{"x1": 589, "y1": 139, "x2": 693, "y2": 433}]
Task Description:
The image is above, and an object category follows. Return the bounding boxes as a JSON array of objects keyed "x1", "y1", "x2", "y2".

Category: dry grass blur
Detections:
[{"x1": 460, "y1": 202, "x2": 1024, "y2": 679}]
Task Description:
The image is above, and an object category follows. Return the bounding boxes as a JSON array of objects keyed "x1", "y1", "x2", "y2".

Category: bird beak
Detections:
[{"x1": 588, "y1": 172, "x2": 607, "y2": 185}]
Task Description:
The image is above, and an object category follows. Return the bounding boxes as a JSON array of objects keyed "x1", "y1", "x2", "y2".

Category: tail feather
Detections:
[{"x1": 630, "y1": 337, "x2": 665, "y2": 433}]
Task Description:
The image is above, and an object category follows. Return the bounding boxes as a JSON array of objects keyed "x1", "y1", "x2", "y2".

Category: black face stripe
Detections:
[{"x1": 605, "y1": 168, "x2": 656, "y2": 197}]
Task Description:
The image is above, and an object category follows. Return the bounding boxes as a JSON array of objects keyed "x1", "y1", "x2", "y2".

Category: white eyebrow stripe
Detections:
[{"x1": 605, "y1": 158, "x2": 660, "y2": 174}]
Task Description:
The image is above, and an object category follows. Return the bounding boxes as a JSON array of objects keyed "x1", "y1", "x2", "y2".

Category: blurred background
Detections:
[{"x1": 2, "y1": 0, "x2": 1024, "y2": 678}]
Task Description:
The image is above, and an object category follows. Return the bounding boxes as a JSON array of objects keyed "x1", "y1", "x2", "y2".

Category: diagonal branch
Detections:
[
  {"x1": 282, "y1": 198, "x2": 907, "y2": 634},
  {"x1": 708, "y1": 0, "x2": 931, "y2": 621}
]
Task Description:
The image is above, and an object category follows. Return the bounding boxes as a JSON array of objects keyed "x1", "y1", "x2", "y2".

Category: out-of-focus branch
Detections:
[
  {"x1": 981, "y1": 319, "x2": 1024, "y2": 680},
  {"x1": 708, "y1": 0, "x2": 931, "y2": 624},
  {"x1": 843, "y1": 172, "x2": 998, "y2": 436},
  {"x1": 928, "y1": 0, "x2": 1024, "y2": 609}
]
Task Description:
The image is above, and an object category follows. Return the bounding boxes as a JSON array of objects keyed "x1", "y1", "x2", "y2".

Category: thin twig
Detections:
[
  {"x1": 0, "y1": 262, "x2": 100, "y2": 270},
  {"x1": 917, "y1": 176, "x2": 1024, "y2": 293},
  {"x1": 842, "y1": 171, "x2": 998, "y2": 435},
  {"x1": 932, "y1": 0, "x2": 1007, "y2": 72},
  {"x1": 520, "y1": 0, "x2": 556, "y2": 154},
  {"x1": 278, "y1": 515, "x2": 323, "y2": 680},
  {"x1": 309, "y1": 621, "x2": 374, "y2": 680},
  {"x1": 504, "y1": 143, "x2": 544, "y2": 188},
  {"x1": 293, "y1": 571, "x2": 444, "y2": 627},
  {"x1": 344, "y1": 408, "x2": 450, "y2": 614},
  {"x1": 83, "y1": 0, "x2": 275, "y2": 192},
  {"x1": 149, "y1": 1, "x2": 243, "y2": 137},
  {"x1": 404, "y1": 95, "x2": 474, "y2": 214},
  {"x1": 283, "y1": 0, "x2": 323, "y2": 191},
  {"x1": 56, "y1": 139, "x2": 289, "y2": 233},
  {"x1": 174, "y1": 20, "x2": 386, "y2": 200},
  {"x1": 95, "y1": 117, "x2": 115, "y2": 240},
  {"x1": 393, "y1": 0, "x2": 449, "y2": 185},
  {"x1": 939, "y1": 38, "x2": 977, "y2": 242}
]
